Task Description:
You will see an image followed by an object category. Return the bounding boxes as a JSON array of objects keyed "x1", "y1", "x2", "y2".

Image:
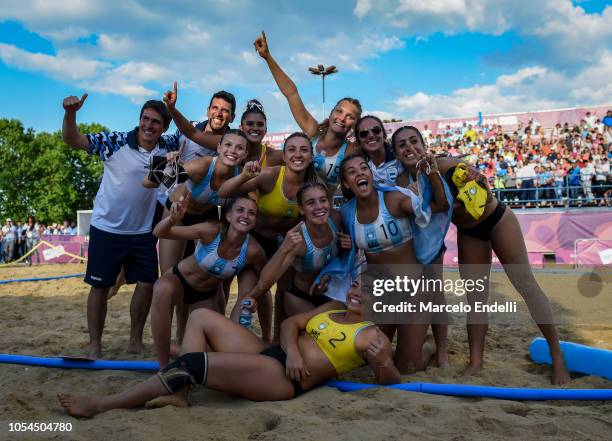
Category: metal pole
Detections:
[
  {"x1": 565, "y1": 176, "x2": 571, "y2": 211},
  {"x1": 322, "y1": 74, "x2": 326, "y2": 117}
]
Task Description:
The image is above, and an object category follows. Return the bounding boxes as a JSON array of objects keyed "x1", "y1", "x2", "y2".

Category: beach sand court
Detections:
[{"x1": 1, "y1": 264, "x2": 611, "y2": 441}]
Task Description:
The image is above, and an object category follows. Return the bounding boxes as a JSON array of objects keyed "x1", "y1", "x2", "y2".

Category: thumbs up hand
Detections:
[{"x1": 62, "y1": 94, "x2": 88, "y2": 112}]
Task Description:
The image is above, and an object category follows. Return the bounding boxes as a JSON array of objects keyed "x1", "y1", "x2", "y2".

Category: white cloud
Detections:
[
  {"x1": 0, "y1": 0, "x2": 101, "y2": 21},
  {"x1": 270, "y1": 91, "x2": 284, "y2": 101},
  {"x1": 393, "y1": 52, "x2": 612, "y2": 119},
  {"x1": 1, "y1": 0, "x2": 610, "y2": 130},
  {"x1": 97, "y1": 33, "x2": 136, "y2": 58},
  {"x1": 0, "y1": 0, "x2": 410, "y2": 115},
  {"x1": 396, "y1": 0, "x2": 467, "y2": 16},
  {"x1": 240, "y1": 50, "x2": 259, "y2": 66},
  {"x1": 0, "y1": 43, "x2": 109, "y2": 80},
  {"x1": 85, "y1": 62, "x2": 173, "y2": 102},
  {"x1": 496, "y1": 66, "x2": 548, "y2": 88},
  {"x1": 0, "y1": 43, "x2": 169, "y2": 102},
  {"x1": 354, "y1": 0, "x2": 612, "y2": 69},
  {"x1": 290, "y1": 52, "x2": 318, "y2": 65},
  {"x1": 354, "y1": 0, "x2": 373, "y2": 19},
  {"x1": 356, "y1": 35, "x2": 405, "y2": 57}
]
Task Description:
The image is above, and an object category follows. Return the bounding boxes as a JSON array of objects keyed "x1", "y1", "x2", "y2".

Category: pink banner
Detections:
[
  {"x1": 30, "y1": 211, "x2": 611, "y2": 266},
  {"x1": 263, "y1": 105, "x2": 611, "y2": 147},
  {"x1": 443, "y1": 210, "x2": 612, "y2": 266},
  {"x1": 30, "y1": 235, "x2": 88, "y2": 265},
  {"x1": 575, "y1": 239, "x2": 612, "y2": 266},
  {"x1": 384, "y1": 104, "x2": 610, "y2": 136}
]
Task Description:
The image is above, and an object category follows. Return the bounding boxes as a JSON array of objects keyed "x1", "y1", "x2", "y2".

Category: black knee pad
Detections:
[{"x1": 157, "y1": 352, "x2": 208, "y2": 394}]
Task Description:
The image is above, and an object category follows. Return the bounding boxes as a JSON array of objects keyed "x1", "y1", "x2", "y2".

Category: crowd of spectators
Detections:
[
  {"x1": 0, "y1": 217, "x2": 77, "y2": 263},
  {"x1": 421, "y1": 109, "x2": 612, "y2": 207},
  {"x1": 3, "y1": 111, "x2": 611, "y2": 263}
]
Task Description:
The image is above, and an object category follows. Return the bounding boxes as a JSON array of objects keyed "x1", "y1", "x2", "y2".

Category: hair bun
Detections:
[{"x1": 246, "y1": 99, "x2": 264, "y2": 112}]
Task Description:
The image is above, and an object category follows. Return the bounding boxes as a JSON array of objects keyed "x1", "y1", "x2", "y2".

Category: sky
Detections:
[{"x1": 0, "y1": 0, "x2": 611, "y2": 134}]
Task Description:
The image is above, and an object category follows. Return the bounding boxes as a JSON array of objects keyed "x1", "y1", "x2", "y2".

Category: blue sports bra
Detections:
[
  {"x1": 194, "y1": 231, "x2": 250, "y2": 279},
  {"x1": 186, "y1": 157, "x2": 238, "y2": 206},
  {"x1": 313, "y1": 138, "x2": 348, "y2": 188},
  {"x1": 354, "y1": 191, "x2": 412, "y2": 254},
  {"x1": 292, "y1": 219, "x2": 339, "y2": 274}
]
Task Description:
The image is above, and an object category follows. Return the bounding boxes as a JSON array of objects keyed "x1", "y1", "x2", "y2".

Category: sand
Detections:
[{"x1": 1, "y1": 263, "x2": 611, "y2": 441}]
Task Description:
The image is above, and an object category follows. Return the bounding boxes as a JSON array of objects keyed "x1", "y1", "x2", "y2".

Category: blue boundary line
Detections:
[{"x1": 0, "y1": 273, "x2": 85, "y2": 285}]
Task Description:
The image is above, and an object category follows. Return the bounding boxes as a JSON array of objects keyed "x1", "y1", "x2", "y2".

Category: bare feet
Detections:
[
  {"x1": 87, "y1": 344, "x2": 102, "y2": 360},
  {"x1": 435, "y1": 349, "x2": 449, "y2": 369},
  {"x1": 58, "y1": 394, "x2": 101, "y2": 418},
  {"x1": 463, "y1": 361, "x2": 482, "y2": 377},
  {"x1": 552, "y1": 362, "x2": 571, "y2": 385},
  {"x1": 420, "y1": 341, "x2": 435, "y2": 369},
  {"x1": 127, "y1": 340, "x2": 145, "y2": 354}
]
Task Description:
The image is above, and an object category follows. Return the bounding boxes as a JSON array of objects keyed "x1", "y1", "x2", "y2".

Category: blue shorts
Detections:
[{"x1": 85, "y1": 225, "x2": 158, "y2": 288}]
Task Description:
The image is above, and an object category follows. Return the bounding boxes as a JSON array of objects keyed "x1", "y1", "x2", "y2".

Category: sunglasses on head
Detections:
[
  {"x1": 358, "y1": 125, "x2": 382, "y2": 139},
  {"x1": 244, "y1": 121, "x2": 265, "y2": 128},
  {"x1": 247, "y1": 101, "x2": 265, "y2": 112}
]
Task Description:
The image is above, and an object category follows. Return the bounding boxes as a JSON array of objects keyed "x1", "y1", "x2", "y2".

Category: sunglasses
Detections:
[
  {"x1": 358, "y1": 126, "x2": 382, "y2": 139},
  {"x1": 244, "y1": 121, "x2": 265, "y2": 128}
]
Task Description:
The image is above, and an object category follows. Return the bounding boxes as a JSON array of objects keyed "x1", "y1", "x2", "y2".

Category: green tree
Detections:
[{"x1": 0, "y1": 119, "x2": 106, "y2": 223}]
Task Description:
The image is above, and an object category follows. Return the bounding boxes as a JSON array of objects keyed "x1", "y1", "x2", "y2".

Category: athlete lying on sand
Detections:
[{"x1": 59, "y1": 281, "x2": 428, "y2": 418}]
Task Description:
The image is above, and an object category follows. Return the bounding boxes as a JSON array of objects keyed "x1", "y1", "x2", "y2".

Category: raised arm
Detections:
[
  {"x1": 153, "y1": 193, "x2": 218, "y2": 241},
  {"x1": 421, "y1": 155, "x2": 449, "y2": 213},
  {"x1": 163, "y1": 81, "x2": 221, "y2": 150},
  {"x1": 248, "y1": 224, "x2": 305, "y2": 300},
  {"x1": 182, "y1": 156, "x2": 212, "y2": 184},
  {"x1": 218, "y1": 161, "x2": 266, "y2": 198},
  {"x1": 385, "y1": 190, "x2": 414, "y2": 218},
  {"x1": 62, "y1": 94, "x2": 90, "y2": 151},
  {"x1": 246, "y1": 239, "x2": 268, "y2": 277},
  {"x1": 254, "y1": 32, "x2": 319, "y2": 138}
]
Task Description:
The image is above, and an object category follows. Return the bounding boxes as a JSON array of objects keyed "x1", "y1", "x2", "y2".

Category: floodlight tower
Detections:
[{"x1": 308, "y1": 64, "x2": 338, "y2": 117}]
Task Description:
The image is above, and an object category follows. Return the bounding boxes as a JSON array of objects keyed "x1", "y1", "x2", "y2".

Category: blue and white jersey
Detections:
[
  {"x1": 370, "y1": 159, "x2": 402, "y2": 188},
  {"x1": 353, "y1": 191, "x2": 412, "y2": 254},
  {"x1": 185, "y1": 157, "x2": 238, "y2": 207},
  {"x1": 367, "y1": 147, "x2": 403, "y2": 189},
  {"x1": 86, "y1": 128, "x2": 180, "y2": 234},
  {"x1": 313, "y1": 138, "x2": 348, "y2": 188},
  {"x1": 292, "y1": 219, "x2": 339, "y2": 274},
  {"x1": 402, "y1": 172, "x2": 453, "y2": 264},
  {"x1": 194, "y1": 231, "x2": 249, "y2": 279}
]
